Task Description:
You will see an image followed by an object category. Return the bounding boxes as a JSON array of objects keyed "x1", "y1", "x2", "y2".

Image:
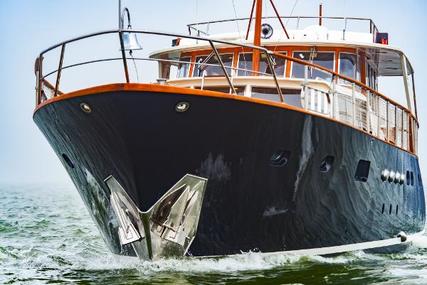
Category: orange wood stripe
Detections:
[{"x1": 34, "y1": 83, "x2": 417, "y2": 156}]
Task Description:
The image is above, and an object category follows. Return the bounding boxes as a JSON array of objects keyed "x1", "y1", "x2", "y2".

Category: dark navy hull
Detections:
[{"x1": 33, "y1": 89, "x2": 426, "y2": 257}]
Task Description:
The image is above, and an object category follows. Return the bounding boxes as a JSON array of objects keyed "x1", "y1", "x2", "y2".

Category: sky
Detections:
[{"x1": 0, "y1": 0, "x2": 426, "y2": 185}]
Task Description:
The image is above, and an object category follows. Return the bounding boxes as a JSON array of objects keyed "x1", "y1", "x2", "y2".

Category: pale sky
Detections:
[{"x1": 0, "y1": 0, "x2": 426, "y2": 185}]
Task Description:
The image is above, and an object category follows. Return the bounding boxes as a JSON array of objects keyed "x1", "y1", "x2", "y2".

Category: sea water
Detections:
[{"x1": 1, "y1": 184, "x2": 427, "y2": 284}]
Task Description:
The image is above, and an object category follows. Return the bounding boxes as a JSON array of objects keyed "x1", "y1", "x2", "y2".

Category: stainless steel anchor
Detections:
[{"x1": 105, "y1": 174, "x2": 208, "y2": 260}]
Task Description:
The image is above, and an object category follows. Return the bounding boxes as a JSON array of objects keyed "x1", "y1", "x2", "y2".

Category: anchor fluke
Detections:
[{"x1": 105, "y1": 174, "x2": 208, "y2": 260}]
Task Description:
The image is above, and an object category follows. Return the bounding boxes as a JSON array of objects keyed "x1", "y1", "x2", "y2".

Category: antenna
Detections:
[
  {"x1": 119, "y1": 0, "x2": 122, "y2": 29},
  {"x1": 319, "y1": 3, "x2": 323, "y2": 26}
]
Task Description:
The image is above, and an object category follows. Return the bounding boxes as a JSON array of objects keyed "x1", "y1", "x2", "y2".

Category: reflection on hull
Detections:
[{"x1": 33, "y1": 90, "x2": 426, "y2": 258}]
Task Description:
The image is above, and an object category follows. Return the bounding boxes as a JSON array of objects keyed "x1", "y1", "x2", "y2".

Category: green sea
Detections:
[{"x1": 1, "y1": 184, "x2": 427, "y2": 285}]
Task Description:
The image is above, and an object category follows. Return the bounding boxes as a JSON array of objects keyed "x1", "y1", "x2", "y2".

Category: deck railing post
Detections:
[
  {"x1": 209, "y1": 41, "x2": 237, "y2": 94},
  {"x1": 330, "y1": 75, "x2": 336, "y2": 118},
  {"x1": 54, "y1": 44, "x2": 66, "y2": 97},
  {"x1": 366, "y1": 90, "x2": 371, "y2": 133},
  {"x1": 37, "y1": 55, "x2": 44, "y2": 105},
  {"x1": 264, "y1": 50, "x2": 284, "y2": 102},
  {"x1": 119, "y1": 31, "x2": 130, "y2": 83},
  {"x1": 351, "y1": 83, "x2": 356, "y2": 127},
  {"x1": 386, "y1": 101, "x2": 389, "y2": 141},
  {"x1": 402, "y1": 109, "x2": 405, "y2": 149},
  {"x1": 377, "y1": 95, "x2": 381, "y2": 139}
]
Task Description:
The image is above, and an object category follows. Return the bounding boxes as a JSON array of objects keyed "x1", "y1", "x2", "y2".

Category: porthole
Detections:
[
  {"x1": 320, "y1": 155, "x2": 334, "y2": 173},
  {"x1": 396, "y1": 205, "x2": 399, "y2": 215},
  {"x1": 410, "y1": 172, "x2": 414, "y2": 186},
  {"x1": 175, "y1": 101, "x2": 190, "y2": 113},
  {"x1": 80, "y1": 102, "x2": 92, "y2": 114},
  {"x1": 389, "y1": 204, "x2": 392, "y2": 215},
  {"x1": 381, "y1": 203, "x2": 385, "y2": 214},
  {"x1": 270, "y1": 150, "x2": 290, "y2": 167},
  {"x1": 62, "y1": 153, "x2": 74, "y2": 169},
  {"x1": 406, "y1": 171, "x2": 410, "y2": 186}
]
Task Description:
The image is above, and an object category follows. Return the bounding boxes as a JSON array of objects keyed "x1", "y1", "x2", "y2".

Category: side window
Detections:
[
  {"x1": 355, "y1": 160, "x2": 371, "y2": 182},
  {"x1": 292, "y1": 51, "x2": 334, "y2": 81},
  {"x1": 177, "y1": 57, "x2": 191, "y2": 78},
  {"x1": 339, "y1": 53, "x2": 358, "y2": 80}
]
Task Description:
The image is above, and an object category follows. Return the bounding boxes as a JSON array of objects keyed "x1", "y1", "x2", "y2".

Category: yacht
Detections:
[{"x1": 33, "y1": 0, "x2": 425, "y2": 260}]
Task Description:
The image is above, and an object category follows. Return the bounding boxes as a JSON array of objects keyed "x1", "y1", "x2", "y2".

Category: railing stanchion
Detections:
[
  {"x1": 209, "y1": 41, "x2": 237, "y2": 94},
  {"x1": 38, "y1": 56, "x2": 43, "y2": 104},
  {"x1": 54, "y1": 44, "x2": 66, "y2": 97},
  {"x1": 330, "y1": 75, "x2": 336, "y2": 118},
  {"x1": 119, "y1": 31, "x2": 130, "y2": 83},
  {"x1": 386, "y1": 101, "x2": 389, "y2": 141},
  {"x1": 375, "y1": 95, "x2": 381, "y2": 138},
  {"x1": 351, "y1": 83, "x2": 356, "y2": 127},
  {"x1": 265, "y1": 51, "x2": 284, "y2": 102},
  {"x1": 366, "y1": 90, "x2": 371, "y2": 133}
]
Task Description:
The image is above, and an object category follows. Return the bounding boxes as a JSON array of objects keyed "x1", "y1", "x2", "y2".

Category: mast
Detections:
[{"x1": 252, "y1": 0, "x2": 263, "y2": 74}]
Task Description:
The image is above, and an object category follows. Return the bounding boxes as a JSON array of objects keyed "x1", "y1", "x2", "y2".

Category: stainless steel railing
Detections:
[
  {"x1": 187, "y1": 16, "x2": 379, "y2": 41},
  {"x1": 35, "y1": 29, "x2": 417, "y2": 155}
]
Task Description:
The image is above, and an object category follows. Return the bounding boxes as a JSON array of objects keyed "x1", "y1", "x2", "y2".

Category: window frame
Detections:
[
  {"x1": 192, "y1": 53, "x2": 234, "y2": 77},
  {"x1": 291, "y1": 50, "x2": 336, "y2": 81},
  {"x1": 338, "y1": 52, "x2": 360, "y2": 81},
  {"x1": 177, "y1": 56, "x2": 191, "y2": 78}
]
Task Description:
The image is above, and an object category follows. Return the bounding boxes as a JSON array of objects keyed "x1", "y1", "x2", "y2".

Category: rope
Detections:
[{"x1": 273, "y1": 0, "x2": 299, "y2": 53}]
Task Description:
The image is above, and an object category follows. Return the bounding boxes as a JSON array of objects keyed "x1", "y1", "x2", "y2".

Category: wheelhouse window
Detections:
[
  {"x1": 238, "y1": 53, "x2": 286, "y2": 77},
  {"x1": 177, "y1": 57, "x2": 191, "y2": 78},
  {"x1": 339, "y1": 53, "x2": 359, "y2": 80},
  {"x1": 292, "y1": 51, "x2": 334, "y2": 81},
  {"x1": 193, "y1": 53, "x2": 233, "y2": 77},
  {"x1": 238, "y1": 53, "x2": 253, "y2": 76}
]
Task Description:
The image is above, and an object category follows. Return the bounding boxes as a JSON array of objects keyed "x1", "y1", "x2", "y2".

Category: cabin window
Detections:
[
  {"x1": 238, "y1": 52, "x2": 286, "y2": 77},
  {"x1": 193, "y1": 54, "x2": 233, "y2": 77},
  {"x1": 177, "y1": 57, "x2": 191, "y2": 78},
  {"x1": 339, "y1": 53, "x2": 358, "y2": 80},
  {"x1": 238, "y1": 53, "x2": 253, "y2": 76},
  {"x1": 251, "y1": 87, "x2": 301, "y2": 107},
  {"x1": 292, "y1": 51, "x2": 334, "y2": 81},
  {"x1": 260, "y1": 53, "x2": 286, "y2": 77}
]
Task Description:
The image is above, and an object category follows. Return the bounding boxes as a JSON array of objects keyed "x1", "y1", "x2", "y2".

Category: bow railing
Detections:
[{"x1": 34, "y1": 29, "x2": 418, "y2": 155}]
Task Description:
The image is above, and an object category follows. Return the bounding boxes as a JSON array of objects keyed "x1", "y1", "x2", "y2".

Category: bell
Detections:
[{"x1": 122, "y1": 31, "x2": 143, "y2": 51}]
